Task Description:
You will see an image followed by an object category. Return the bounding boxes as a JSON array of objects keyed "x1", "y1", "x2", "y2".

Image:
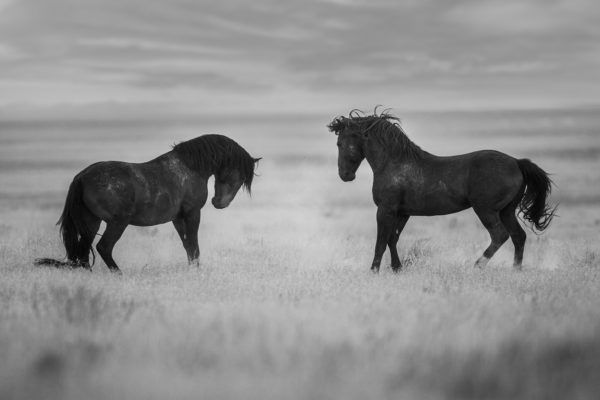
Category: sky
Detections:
[{"x1": 0, "y1": 0, "x2": 599, "y2": 114}]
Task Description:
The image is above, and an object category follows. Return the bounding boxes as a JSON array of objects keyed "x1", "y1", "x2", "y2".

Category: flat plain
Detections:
[{"x1": 1, "y1": 109, "x2": 599, "y2": 399}]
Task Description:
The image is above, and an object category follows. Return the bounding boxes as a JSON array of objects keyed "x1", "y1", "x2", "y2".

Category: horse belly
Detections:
[
  {"x1": 397, "y1": 184, "x2": 469, "y2": 216},
  {"x1": 130, "y1": 191, "x2": 182, "y2": 226},
  {"x1": 405, "y1": 195, "x2": 469, "y2": 216}
]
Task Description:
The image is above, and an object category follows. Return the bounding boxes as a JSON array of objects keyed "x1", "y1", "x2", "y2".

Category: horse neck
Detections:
[
  {"x1": 363, "y1": 137, "x2": 424, "y2": 172},
  {"x1": 168, "y1": 150, "x2": 215, "y2": 179},
  {"x1": 364, "y1": 141, "x2": 387, "y2": 172}
]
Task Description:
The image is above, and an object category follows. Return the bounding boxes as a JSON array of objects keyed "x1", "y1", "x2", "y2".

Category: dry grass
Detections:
[{"x1": 1, "y1": 110, "x2": 599, "y2": 399}]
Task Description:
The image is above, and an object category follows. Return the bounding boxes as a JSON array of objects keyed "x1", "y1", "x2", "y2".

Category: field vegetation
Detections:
[{"x1": 1, "y1": 109, "x2": 599, "y2": 399}]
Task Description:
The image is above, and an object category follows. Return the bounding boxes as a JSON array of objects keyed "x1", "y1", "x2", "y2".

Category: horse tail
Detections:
[
  {"x1": 35, "y1": 176, "x2": 95, "y2": 268},
  {"x1": 516, "y1": 158, "x2": 557, "y2": 232}
]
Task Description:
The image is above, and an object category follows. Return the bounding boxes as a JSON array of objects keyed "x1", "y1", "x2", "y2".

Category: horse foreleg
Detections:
[
  {"x1": 173, "y1": 217, "x2": 190, "y2": 262},
  {"x1": 96, "y1": 221, "x2": 127, "y2": 274},
  {"x1": 371, "y1": 207, "x2": 397, "y2": 273},
  {"x1": 173, "y1": 211, "x2": 200, "y2": 266},
  {"x1": 185, "y1": 211, "x2": 200, "y2": 266},
  {"x1": 388, "y1": 215, "x2": 410, "y2": 273},
  {"x1": 473, "y1": 209, "x2": 509, "y2": 268}
]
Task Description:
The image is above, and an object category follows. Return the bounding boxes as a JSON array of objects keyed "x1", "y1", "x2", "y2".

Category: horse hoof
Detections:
[
  {"x1": 474, "y1": 257, "x2": 489, "y2": 269},
  {"x1": 391, "y1": 261, "x2": 403, "y2": 272},
  {"x1": 371, "y1": 266, "x2": 380, "y2": 274}
]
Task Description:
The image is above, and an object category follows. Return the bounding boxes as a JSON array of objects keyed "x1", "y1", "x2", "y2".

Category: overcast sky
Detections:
[{"x1": 1, "y1": 0, "x2": 599, "y2": 113}]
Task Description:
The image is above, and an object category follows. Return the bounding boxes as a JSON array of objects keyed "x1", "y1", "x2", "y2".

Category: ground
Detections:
[{"x1": 1, "y1": 109, "x2": 599, "y2": 399}]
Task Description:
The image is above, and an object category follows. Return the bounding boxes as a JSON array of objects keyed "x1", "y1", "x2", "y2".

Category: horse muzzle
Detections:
[
  {"x1": 339, "y1": 171, "x2": 356, "y2": 182},
  {"x1": 211, "y1": 197, "x2": 231, "y2": 209}
]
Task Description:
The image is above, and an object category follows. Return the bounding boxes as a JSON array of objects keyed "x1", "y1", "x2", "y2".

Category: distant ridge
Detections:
[{"x1": 1, "y1": 102, "x2": 599, "y2": 127}]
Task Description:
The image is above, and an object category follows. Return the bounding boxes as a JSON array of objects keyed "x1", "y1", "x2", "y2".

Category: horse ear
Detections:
[{"x1": 253, "y1": 157, "x2": 262, "y2": 164}]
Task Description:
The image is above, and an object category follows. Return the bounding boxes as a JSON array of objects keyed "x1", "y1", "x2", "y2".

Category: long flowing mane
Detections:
[
  {"x1": 328, "y1": 109, "x2": 423, "y2": 159},
  {"x1": 173, "y1": 134, "x2": 256, "y2": 192}
]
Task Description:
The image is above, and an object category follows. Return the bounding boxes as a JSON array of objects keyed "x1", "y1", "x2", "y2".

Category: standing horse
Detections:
[
  {"x1": 328, "y1": 110, "x2": 556, "y2": 272},
  {"x1": 36, "y1": 134, "x2": 260, "y2": 273}
]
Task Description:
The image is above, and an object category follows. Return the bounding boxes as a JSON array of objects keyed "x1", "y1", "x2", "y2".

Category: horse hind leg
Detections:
[
  {"x1": 76, "y1": 209, "x2": 101, "y2": 270},
  {"x1": 500, "y1": 204, "x2": 526, "y2": 270},
  {"x1": 96, "y1": 221, "x2": 128, "y2": 274},
  {"x1": 473, "y1": 208, "x2": 510, "y2": 268}
]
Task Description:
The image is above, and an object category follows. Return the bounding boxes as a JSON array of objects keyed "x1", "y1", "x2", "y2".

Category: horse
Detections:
[
  {"x1": 328, "y1": 109, "x2": 556, "y2": 273},
  {"x1": 35, "y1": 134, "x2": 260, "y2": 273}
]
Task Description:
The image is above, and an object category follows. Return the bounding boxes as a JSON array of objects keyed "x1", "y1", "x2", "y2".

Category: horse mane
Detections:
[
  {"x1": 172, "y1": 134, "x2": 256, "y2": 193},
  {"x1": 328, "y1": 108, "x2": 423, "y2": 159}
]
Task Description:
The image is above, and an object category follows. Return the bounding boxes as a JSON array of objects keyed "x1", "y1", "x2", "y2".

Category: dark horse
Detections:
[
  {"x1": 328, "y1": 110, "x2": 556, "y2": 272},
  {"x1": 36, "y1": 134, "x2": 260, "y2": 273}
]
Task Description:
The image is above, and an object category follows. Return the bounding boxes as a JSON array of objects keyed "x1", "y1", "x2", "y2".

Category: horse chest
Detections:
[{"x1": 372, "y1": 176, "x2": 407, "y2": 207}]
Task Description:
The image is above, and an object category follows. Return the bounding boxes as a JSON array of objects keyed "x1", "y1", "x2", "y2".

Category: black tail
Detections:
[
  {"x1": 517, "y1": 159, "x2": 557, "y2": 232},
  {"x1": 35, "y1": 177, "x2": 95, "y2": 269}
]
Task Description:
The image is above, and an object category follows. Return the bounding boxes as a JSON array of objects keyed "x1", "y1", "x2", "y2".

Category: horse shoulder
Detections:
[
  {"x1": 149, "y1": 156, "x2": 209, "y2": 210},
  {"x1": 377, "y1": 163, "x2": 425, "y2": 189},
  {"x1": 184, "y1": 175, "x2": 209, "y2": 209},
  {"x1": 372, "y1": 164, "x2": 413, "y2": 208},
  {"x1": 174, "y1": 168, "x2": 208, "y2": 210}
]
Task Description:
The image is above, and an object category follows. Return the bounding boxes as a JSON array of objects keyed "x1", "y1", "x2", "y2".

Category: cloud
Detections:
[
  {"x1": 0, "y1": 43, "x2": 22, "y2": 60},
  {"x1": 483, "y1": 62, "x2": 556, "y2": 74},
  {"x1": 446, "y1": 0, "x2": 599, "y2": 35},
  {"x1": 0, "y1": 0, "x2": 598, "y2": 110}
]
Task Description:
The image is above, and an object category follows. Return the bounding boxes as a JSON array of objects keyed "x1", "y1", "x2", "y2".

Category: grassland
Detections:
[{"x1": 1, "y1": 109, "x2": 599, "y2": 399}]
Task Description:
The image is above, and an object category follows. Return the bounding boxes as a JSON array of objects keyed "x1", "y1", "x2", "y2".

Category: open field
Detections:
[{"x1": 1, "y1": 109, "x2": 600, "y2": 399}]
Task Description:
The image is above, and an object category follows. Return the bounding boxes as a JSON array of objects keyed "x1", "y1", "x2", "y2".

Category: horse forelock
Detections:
[
  {"x1": 327, "y1": 116, "x2": 349, "y2": 135},
  {"x1": 173, "y1": 135, "x2": 257, "y2": 191}
]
